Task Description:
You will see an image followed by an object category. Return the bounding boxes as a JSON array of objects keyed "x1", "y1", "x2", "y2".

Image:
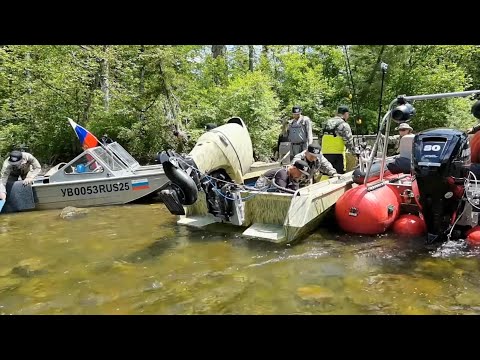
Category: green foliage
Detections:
[
  {"x1": 218, "y1": 71, "x2": 280, "y2": 160},
  {"x1": 0, "y1": 44, "x2": 478, "y2": 167}
]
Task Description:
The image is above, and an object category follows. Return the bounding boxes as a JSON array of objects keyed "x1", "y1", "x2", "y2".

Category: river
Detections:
[{"x1": 1, "y1": 204, "x2": 479, "y2": 314}]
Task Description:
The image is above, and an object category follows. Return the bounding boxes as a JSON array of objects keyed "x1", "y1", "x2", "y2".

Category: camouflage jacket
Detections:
[
  {"x1": 1, "y1": 152, "x2": 42, "y2": 185},
  {"x1": 293, "y1": 150, "x2": 337, "y2": 185},
  {"x1": 0, "y1": 182, "x2": 5, "y2": 195},
  {"x1": 322, "y1": 116, "x2": 355, "y2": 152},
  {"x1": 381, "y1": 134, "x2": 401, "y2": 154}
]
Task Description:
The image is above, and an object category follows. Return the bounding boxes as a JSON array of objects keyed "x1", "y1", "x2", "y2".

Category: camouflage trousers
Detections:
[{"x1": 291, "y1": 143, "x2": 307, "y2": 160}]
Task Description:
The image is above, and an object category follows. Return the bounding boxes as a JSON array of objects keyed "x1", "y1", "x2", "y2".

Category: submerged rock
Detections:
[
  {"x1": 0, "y1": 277, "x2": 22, "y2": 292},
  {"x1": 11, "y1": 257, "x2": 48, "y2": 277},
  {"x1": 296, "y1": 285, "x2": 335, "y2": 303},
  {"x1": 59, "y1": 206, "x2": 89, "y2": 219}
]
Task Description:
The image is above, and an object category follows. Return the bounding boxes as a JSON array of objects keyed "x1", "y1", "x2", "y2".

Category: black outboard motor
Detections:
[
  {"x1": 156, "y1": 150, "x2": 237, "y2": 219},
  {"x1": 412, "y1": 128, "x2": 470, "y2": 242},
  {"x1": 157, "y1": 150, "x2": 201, "y2": 215}
]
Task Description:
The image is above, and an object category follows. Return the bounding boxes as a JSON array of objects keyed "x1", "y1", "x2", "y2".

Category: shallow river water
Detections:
[{"x1": 1, "y1": 204, "x2": 480, "y2": 314}]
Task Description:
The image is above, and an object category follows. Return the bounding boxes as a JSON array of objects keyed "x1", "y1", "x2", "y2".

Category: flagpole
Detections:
[{"x1": 66, "y1": 117, "x2": 136, "y2": 172}]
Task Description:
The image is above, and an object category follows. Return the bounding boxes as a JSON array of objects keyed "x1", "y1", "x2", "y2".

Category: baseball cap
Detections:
[
  {"x1": 8, "y1": 150, "x2": 23, "y2": 165},
  {"x1": 292, "y1": 106, "x2": 302, "y2": 114},
  {"x1": 338, "y1": 105, "x2": 349, "y2": 114},
  {"x1": 307, "y1": 143, "x2": 322, "y2": 158},
  {"x1": 293, "y1": 159, "x2": 310, "y2": 176},
  {"x1": 394, "y1": 123, "x2": 413, "y2": 131}
]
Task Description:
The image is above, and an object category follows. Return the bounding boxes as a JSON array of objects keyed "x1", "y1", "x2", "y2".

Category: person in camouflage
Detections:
[
  {"x1": 254, "y1": 160, "x2": 310, "y2": 193},
  {"x1": 1, "y1": 150, "x2": 42, "y2": 187},
  {"x1": 321, "y1": 105, "x2": 357, "y2": 174},
  {"x1": 286, "y1": 105, "x2": 313, "y2": 159},
  {"x1": 293, "y1": 143, "x2": 337, "y2": 186},
  {"x1": 383, "y1": 123, "x2": 414, "y2": 155}
]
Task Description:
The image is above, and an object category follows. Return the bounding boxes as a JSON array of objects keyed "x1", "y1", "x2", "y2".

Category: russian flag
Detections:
[
  {"x1": 132, "y1": 178, "x2": 150, "y2": 191},
  {"x1": 67, "y1": 118, "x2": 100, "y2": 150}
]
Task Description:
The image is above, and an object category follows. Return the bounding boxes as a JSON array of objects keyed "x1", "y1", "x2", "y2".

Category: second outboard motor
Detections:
[
  {"x1": 412, "y1": 128, "x2": 470, "y2": 242},
  {"x1": 157, "y1": 117, "x2": 255, "y2": 220}
]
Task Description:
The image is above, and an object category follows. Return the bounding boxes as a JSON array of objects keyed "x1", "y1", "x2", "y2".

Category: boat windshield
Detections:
[
  {"x1": 91, "y1": 147, "x2": 126, "y2": 172},
  {"x1": 106, "y1": 142, "x2": 140, "y2": 169}
]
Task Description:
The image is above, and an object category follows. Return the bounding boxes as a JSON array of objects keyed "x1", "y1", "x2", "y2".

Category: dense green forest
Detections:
[{"x1": 1, "y1": 45, "x2": 479, "y2": 165}]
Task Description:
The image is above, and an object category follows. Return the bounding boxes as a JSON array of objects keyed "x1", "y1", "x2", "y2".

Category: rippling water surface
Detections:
[{"x1": 1, "y1": 204, "x2": 480, "y2": 314}]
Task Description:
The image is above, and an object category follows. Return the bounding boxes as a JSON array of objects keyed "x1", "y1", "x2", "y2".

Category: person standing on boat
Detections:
[
  {"x1": 293, "y1": 143, "x2": 337, "y2": 186},
  {"x1": 382, "y1": 123, "x2": 414, "y2": 155},
  {"x1": 386, "y1": 132, "x2": 415, "y2": 174},
  {"x1": 254, "y1": 159, "x2": 310, "y2": 193},
  {"x1": 321, "y1": 105, "x2": 357, "y2": 174},
  {"x1": 1, "y1": 150, "x2": 42, "y2": 186},
  {"x1": 286, "y1": 106, "x2": 313, "y2": 159}
]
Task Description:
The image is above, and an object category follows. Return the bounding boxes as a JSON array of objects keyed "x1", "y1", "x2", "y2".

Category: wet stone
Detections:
[
  {"x1": 11, "y1": 258, "x2": 48, "y2": 278},
  {"x1": 0, "y1": 277, "x2": 22, "y2": 292},
  {"x1": 296, "y1": 285, "x2": 335, "y2": 303},
  {"x1": 59, "y1": 206, "x2": 89, "y2": 219}
]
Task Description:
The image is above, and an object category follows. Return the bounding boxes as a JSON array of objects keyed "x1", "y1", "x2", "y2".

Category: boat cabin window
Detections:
[
  {"x1": 64, "y1": 154, "x2": 104, "y2": 174},
  {"x1": 91, "y1": 147, "x2": 125, "y2": 171},
  {"x1": 107, "y1": 142, "x2": 140, "y2": 169}
]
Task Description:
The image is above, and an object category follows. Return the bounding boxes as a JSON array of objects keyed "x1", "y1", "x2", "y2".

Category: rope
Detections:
[{"x1": 174, "y1": 157, "x2": 274, "y2": 201}]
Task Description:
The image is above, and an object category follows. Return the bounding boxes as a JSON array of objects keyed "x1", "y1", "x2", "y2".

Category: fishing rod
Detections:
[{"x1": 343, "y1": 45, "x2": 360, "y2": 147}]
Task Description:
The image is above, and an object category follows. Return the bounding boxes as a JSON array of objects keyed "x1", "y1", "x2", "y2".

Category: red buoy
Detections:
[
  {"x1": 465, "y1": 226, "x2": 480, "y2": 247},
  {"x1": 471, "y1": 131, "x2": 480, "y2": 163},
  {"x1": 392, "y1": 214, "x2": 426, "y2": 237},
  {"x1": 335, "y1": 184, "x2": 400, "y2": 235}
]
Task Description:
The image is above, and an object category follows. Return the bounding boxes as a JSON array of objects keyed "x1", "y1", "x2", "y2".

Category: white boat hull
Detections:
[{"x1": 33, "y1": 171, "x2": 169, "y2": 210}]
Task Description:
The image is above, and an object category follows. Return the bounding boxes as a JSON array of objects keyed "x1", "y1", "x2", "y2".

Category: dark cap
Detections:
[
  {"x1": 292, "y1": 106, "x2": 302, "y2": 114},
  {"x1": 307, "y1": 143, "x2": 322, "y2": 157},
  {"x1": 205, "y1": 123, "x2": 218, "y2": 131},
  {"x1": 293, "y1": 159, "x2": 310, "y2": 176},
  {"x1": 338, "y1": 105, "x2": 349, "y2": 114},
  {"x1": 8, "y1": 150, "x2": 22, "y2": 164}
]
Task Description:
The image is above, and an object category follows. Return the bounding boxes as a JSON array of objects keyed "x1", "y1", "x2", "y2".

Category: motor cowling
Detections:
[{"x1": 412, "y1": 128, "x2": 470, "y2": 242}]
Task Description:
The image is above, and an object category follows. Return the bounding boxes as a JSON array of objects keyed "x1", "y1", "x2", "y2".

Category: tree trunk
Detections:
[
  {"x1": 212, "y1": 45, "x2": 226, "y2": 59},
  {"x1": 25, "y1": 51, "x2": 32, "y2": 94},
  {"x1": 248, "y1": 45, "x2": 254, "y2": 71},
  {"x1": 158, "y1": 59, "x2": 177, "y2": 121},
  {"x1": 139, "y1": 45, "x2": 146, "y2": 122},
  {"x1": 99, "y1": 45, "x2": 110, "y2": 111}
]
